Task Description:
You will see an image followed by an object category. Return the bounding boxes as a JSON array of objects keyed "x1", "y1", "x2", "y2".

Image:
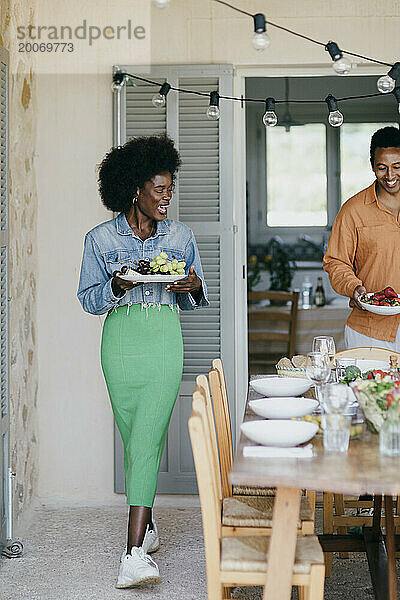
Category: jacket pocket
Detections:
[{"x1": 103, "y1": 250, "x2": 135, "y2": 275}]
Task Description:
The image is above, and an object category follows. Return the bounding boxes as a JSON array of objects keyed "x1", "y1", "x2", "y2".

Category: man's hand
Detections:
[
  {"x1": 164, "y1": 265, "x2": 202, "y2": 295},
  {"x1": 351, "y1": 285, "x2": 367, "y2": 310}
]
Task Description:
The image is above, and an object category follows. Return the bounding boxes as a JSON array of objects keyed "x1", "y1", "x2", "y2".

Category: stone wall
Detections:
[{"x1": 0, "y1": 0, "x2": 38, "y2": 528}]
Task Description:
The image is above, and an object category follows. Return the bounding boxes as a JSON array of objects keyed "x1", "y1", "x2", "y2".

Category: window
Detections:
[
  {"x1": 266, "y1": 124, "x2": 327, "y2": 227},
  {"x1": 340, "y1": 122, "x2": 398, "y2": 204}
]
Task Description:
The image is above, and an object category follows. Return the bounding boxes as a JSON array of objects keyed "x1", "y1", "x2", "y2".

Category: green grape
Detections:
[
  {"x1": 156, "y1": 258, "x2": 166, "y2": 265},
  {"x1": 177, "y1": 261, "x2": 186, "y2": 269},
  {"x1": 159, "y1": 252, "x2": 168, "y2": 259},
  {"x1": 177, "y1": 269, "x2": 185, "y2": 275},
  {"x1": 152, "y1": 266, "x2": 160, "y2": 273},
  {"x1": 166, "y1": 262, "x2": 172, "y2": 270},
  {"x1": 160, "y1": 265, "x2": 169, "y2": 273},
  {"x1": 171, "y1": 259, "x2": 178, "y2": 267},
  {"x1": 150, "y1": 260, "x2": 156, "y2": 267}
]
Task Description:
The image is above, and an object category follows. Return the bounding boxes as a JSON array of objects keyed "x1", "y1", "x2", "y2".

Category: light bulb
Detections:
[
  {"x1": 152, "y1": 0, "x2": 170, "y2": 7},
  {"x1": 252, "y1": 31, "x2": 270, "y2": 51},
  {"x1": 262, "y1": 110, "x2": 277, "y2": 126},
  {"x1": 332, "y1": 56, "x2": 352, "y2": 75},
  {"x1": 206, "y1": 105, "x2": 220, "y2": 120},
  {"x1": 328, "y1": 110, "x2": 344, "y2": 127},
  {"x1": 377, "y1": 75, "x2": 396, "y2": 94},
  {"x1": 377, "y1": 63, "x2": 400, "y2": 94},
  {"x1": 152, "y1": 93, "x2": 166, "y2": 108},
  {"x1": 111, "y1": 81, "x2": 122, "y2": 93}
]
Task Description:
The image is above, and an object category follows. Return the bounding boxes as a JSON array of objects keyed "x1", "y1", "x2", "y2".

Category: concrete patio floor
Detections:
[{"x1": 0, "y1": 497, "x2": 398, "y2": 600}]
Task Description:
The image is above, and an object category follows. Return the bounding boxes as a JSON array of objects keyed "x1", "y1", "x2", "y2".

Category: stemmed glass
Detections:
[
  {"x1": 312, "y1": 336, "x2": 336, "y2": 366},
  {"x1": 306, "y1": 352, "x2": 332, "y2": 421}
]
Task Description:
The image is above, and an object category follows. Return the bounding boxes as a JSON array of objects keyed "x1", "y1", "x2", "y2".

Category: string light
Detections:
[
  {"x1": 252, "y1": 13, "x2": 270, "y2": 51},
  {"x1": 262, "y1": 98, "x2": 277, "y2": 126},
  {"x1": 152, "y1": 0, "x2": 171, "y2": 8},
  {"x1": 111, "y1": 71, "x2": 128, "y2": 93},
  {"x1": 325, "y1": 94, "x2": 344, "y2": 127},
  {"x1": 117, "y1": 73, "x2": 400, "y2": 130},
  {"x1": 377, "y1": 62, "x2": 400, "y2": 94},
  {"x1": 152, "y1": 82, "x2": 171, "y2": 108},
  {"x1": 325, "y1": 41, "x2": 352, "y2": 75},
  {"x1": 206, "y1": 91, "x2": 220, "y2": 120},
  {"x1": 394, "y1": 87, "x2": 400, "y2": 114}
]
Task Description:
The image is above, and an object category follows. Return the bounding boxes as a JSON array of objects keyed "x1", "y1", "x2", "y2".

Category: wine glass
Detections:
[
  {"x1": 306, "y1": 352, "x2": 332, "y2": 419},
  {"x1": 312, "y1": 336, "x2": 336, "y2": 364}
]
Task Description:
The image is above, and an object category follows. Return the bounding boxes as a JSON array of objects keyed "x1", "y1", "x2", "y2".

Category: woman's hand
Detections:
[
  {"x1": 165, "y1": 266, "x2": 202, "y2": 295},
  {"x1": 112, "y1": 271, "x2": 142, "y2": 296}
]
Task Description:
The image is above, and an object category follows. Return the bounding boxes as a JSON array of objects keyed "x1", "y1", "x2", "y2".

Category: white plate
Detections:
[
  {"x1": 337, "y1": 358, "x2": 389, "y2": 371},
  {"x1": 250, "y1": 376, "x2": 312, "y2": 397},
  {"x1": 119, "y1": 273, "x2": 186, "y2": 283},
  {"x1": 249, "y1": 397, "x2": 319, "y2": 419},
  {"x1": 359, "y1": 293, "x2": 400, "y2": 315},
  {"x1": 241, "y1": 420, "x2": 318, "y2": 447}
]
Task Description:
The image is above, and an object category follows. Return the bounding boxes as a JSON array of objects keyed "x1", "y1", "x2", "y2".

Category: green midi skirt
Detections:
[{"x1": 100, "y1": 303, "x2": 184, "y2": 507}]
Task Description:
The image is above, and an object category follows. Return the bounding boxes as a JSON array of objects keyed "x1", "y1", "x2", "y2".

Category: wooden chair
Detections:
[
  {"x1": 189, "y1": 389, "x2": 325, "y2": 600},
  {"x1": 248, "y1": 290, "x2": 300, "y2": 373},
  {"x1": 210, "y1": 358, "x2": 316, "y2": 518},
  {"x1": 323, "y1": 347, "x2": 400, "y2": 575},
  {"x1": 195, "y1": 376, "x2": 314, "y2": 536}
]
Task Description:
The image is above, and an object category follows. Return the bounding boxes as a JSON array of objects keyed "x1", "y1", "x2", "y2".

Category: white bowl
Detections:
[
  {"x1": 241, "y1": 419, "x2": 318, "y2": 447},
  {"x1": 360, "y1": 293, "x2": 400, "y2": 315},
  {"x1": 250, "y1": 376, "x2": 312, "y2": 397},
  {"x1": 249, "y1": 397, "x2": 319, "y2": 419}
]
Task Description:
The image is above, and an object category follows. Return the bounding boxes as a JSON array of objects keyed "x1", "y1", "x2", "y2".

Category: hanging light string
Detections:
[
  {"x1": 212, "y1": 0, "x2": 394, "y2": 68},
  {"x1": 118, "y1": 72, "x2": 392, "y2": 105}
]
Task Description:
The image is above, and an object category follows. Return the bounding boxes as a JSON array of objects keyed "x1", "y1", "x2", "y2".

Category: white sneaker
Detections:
[
  {"x1": 116, "y1": 546, "x2": 161, "y2": 588},
  {"x1": 142, "y1": 521, "x2": 160, "y2": 554},
  {"x1": 120, "y1": 522, "x2": 160, "y2": 562}
]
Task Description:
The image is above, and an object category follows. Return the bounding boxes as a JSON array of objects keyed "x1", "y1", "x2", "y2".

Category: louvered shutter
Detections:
[
  {"x1": 0, "y1": 45, "x2": 9, "y2": 549},
  {"x1": 114, "y1": 65, "x2": 234, "y2": 494}
]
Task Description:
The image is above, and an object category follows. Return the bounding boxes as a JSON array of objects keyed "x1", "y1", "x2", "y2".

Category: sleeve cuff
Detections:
[{"x1": 106, "y1": 278, "x2": 127, "y2": 303}]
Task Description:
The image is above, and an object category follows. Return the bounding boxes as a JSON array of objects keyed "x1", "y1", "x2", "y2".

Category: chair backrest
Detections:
[
  {"x1": 189, "y1": 390, "x2": 222, "y2": 592},
  {"x1": 336, "y1": 347, "x2": 400, "y2": 361},
  {"x1": 209, "y1": 361, "x2": 233, "y2": 498},
  {"x1": 194, "y1": 375, "x2": 222, "y2": 500},
  {"x1": 248, "y1": 290, "x2": 300, "y2": 358}
]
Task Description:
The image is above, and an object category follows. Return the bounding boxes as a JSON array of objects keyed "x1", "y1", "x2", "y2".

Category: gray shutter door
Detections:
[
  {"x1": 0, "y1": 45, "x2": 9, "y2": 549},
  {"x1": 114, "y1": 65, "x2": 234, "y2": 494}
]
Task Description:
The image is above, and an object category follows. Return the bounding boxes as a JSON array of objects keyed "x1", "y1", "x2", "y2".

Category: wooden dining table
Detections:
[{"x1": 229, "y1": 383, "x2": 400, "y2": 600}]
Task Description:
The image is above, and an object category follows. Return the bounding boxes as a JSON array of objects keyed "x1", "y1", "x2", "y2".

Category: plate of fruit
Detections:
[
  {"x1": 118, "y1": 252, "x2": 187, "y2": 283},
  {"x1": 359, "y1": 286, "x2": 400, "y2": 315}
]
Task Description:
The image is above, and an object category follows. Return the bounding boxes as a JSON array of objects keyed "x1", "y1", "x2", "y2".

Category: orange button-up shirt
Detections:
[{"x1": 323, "y1": 182, "x2": 400, "y2": 342}]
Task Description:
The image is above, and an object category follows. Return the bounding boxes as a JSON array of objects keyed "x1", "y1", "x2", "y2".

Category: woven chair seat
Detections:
[
  {"x1": 222, "y1": 495, "x2": 313, "y2": 528},
  {"x1": 221, "y1": 534, "x2": 324, "y2": 574},
  {"x1": 233, "y1": 484, "x2": 275, "y2": 496}
]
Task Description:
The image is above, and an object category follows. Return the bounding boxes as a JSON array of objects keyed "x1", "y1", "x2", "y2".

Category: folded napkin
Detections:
[{"x1": 243, "y1": 444, "x2": 313, "y2": 458}]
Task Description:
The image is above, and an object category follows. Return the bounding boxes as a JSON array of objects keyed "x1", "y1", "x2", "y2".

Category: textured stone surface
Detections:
[
  {"x1": 1, "y1": 504, "x2": 399, "y2": 599},
  {"x1": 0, "y1": 0, "x2": 38, "y2": 528}
]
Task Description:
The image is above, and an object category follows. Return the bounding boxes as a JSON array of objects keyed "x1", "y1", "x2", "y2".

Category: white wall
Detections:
[{"x1": 36, "y1": 0, "x2": 400, "y2": 501}]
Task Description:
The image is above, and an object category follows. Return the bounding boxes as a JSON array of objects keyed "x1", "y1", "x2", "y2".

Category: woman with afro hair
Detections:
[{"x1": 77, "y1": 134, "x2": 208, "y2": 587}]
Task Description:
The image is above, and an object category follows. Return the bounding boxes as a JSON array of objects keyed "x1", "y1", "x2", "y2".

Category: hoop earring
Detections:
[{"x1": 132, "y1": 196, "x2": 137, "y2": 204}]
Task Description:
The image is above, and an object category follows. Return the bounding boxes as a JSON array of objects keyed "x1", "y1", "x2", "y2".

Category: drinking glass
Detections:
[
  {"x1": 323, "y1": 383, "x2": 351, "y2": 453},
  {"x1": 305, "y1": 352, "x2": 331, "y2": 418},
  {"x1": 313, "y1": 336, "x2": 337, "y2": 381}
]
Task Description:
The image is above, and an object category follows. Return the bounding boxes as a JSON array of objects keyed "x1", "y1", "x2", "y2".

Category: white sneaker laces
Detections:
[{"x1": 128, "y1": 546, "x2": 158, "y2": 568}]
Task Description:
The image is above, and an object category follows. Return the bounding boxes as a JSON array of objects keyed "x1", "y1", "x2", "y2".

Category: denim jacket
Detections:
[{"x1": 77, "y1": 213, "x2": 209, "y2": 316}]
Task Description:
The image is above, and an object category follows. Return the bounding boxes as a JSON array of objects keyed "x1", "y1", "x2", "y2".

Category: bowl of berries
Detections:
[
  {"x1": 359, "y1": 286, "x2": 400, "y2": 316},
  {"x1": 118, "y1": 252, "x2": 187, "y2": 283}
]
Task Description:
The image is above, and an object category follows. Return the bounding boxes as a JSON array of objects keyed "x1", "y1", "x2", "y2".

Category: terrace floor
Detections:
[{"x1": 1, "y1": 497, "x2": 398, "y2": 600}]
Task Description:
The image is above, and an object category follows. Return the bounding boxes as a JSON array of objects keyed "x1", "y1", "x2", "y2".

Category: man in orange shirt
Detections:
[{"x1": 324, "y1": 126, "x2": 400, "y2": 350}]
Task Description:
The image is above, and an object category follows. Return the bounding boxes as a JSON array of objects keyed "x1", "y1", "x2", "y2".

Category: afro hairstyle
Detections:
[
  {"x1": 97, "y1": 134, "x2": 181, "y2": 212},
  {"x1": 370, "y1": 125, "x2": 400, "y2": 166}
]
